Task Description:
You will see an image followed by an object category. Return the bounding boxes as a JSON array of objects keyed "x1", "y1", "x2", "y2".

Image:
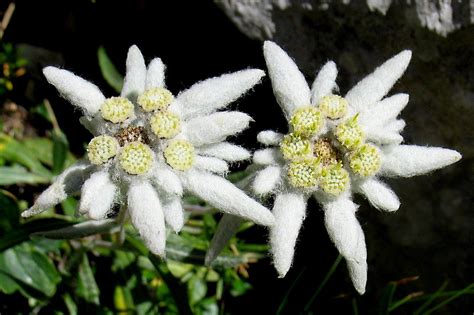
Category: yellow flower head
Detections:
[
  {"x1": 149, "y1": 111, "x2": 181, "y2": 139},
  {"x1": 101, "y1": 97, "x2": 134, "y2": 123},
  {"x1": 137, "y1": 87, "x2": 174, "y2": 112},
  {"x1": 164, "y1": 139, "x2": 195, "y2": 171},
  {"x1": 119, "y1": 141, "x2": 153, "y2": 175},
  {"x1": 287, "y1": 158, "x2": 322, "y2": 189},
  {"x1": 280, "y1": 133, "x2": 312, "y2": 160},
  {"x1": 335, "y1": 114, "x2": 364, "y2": 150},
  {"x1": 87, "y1": 135, "x2": 119, "y2": 165},
  {"x1": 318, "y1": 94, "x2": 348, "y2": 119},
  {"x1": 289, "y1": 107, "x2": 324, "y2": 137},
  {"x1": 319, "y1": 163, "x2": 349, "y2": 195},
  {"x1": 349, "y1": 143, "x2": 381, "y2": 177}
]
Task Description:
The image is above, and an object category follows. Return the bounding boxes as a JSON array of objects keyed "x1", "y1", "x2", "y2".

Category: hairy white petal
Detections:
[
  {"x1": 270, "y1": 193, "x2": 307, "y2": 277},
  {"x1": 311, "y1": 61, "x2": 338, "y2": 105},
  {"x1": 359, "y1": 94, "x2": 409, "y2": 127},
  {"x1": 356, "y1": 178, "x2": 400, "y2": 212},
  {"x1": 43, "y1": 67, "x2": 105, "y2": 115},
  {"x1": 345, "y1": 51, "x2": 412, "y2": 111},
  {"x1": 151, "y1": 167, "x2": 183, "y2": 196},
  {"x1": 257, "y1": 130, "x2": 283, "y2": 146},
  {"x1": 121, "y1": 45, "x2": 146, "y2": 100},
  {"x1": 162, "y1": 196, "x2": 184, "y2": 233},
  {"x1": 253, "y1": 148, "x2": 281, "y2": 166},
  {"x1": 146, "y1": 57, "x2": 166, "y2": 89},
  {"x1": 128, "y1": 181, "x2": 166, "y2": 256},
  {"x1": 197, "y1": 143, "x2": 250, "y2": 162},
  {"x1": 176, "y1": 69, "x2": 265, "y2": 119},
  {"x1": 346, "y1": 239, "x2": 368, "y2": 295},
  {"x1": 79, "y1": 171, "x2": 117, "y2": 220},
  {"x1": 381, "y1": 145, "x2": 461, "y2": 177},
  {"x1": 365, "y1": 127, "x2": 404, "y2": 145},
  {"x1": 386, "y1": 119, "x2": 406, "y2": 133},
  {"x1": 263, "y1": 41, "x2": 311, "y2": 118},
  {"x1": 22, "y1": 161, "x2": 92, "y2": 217},
  {"x1": 184, "y1": 112, "x2": 252, "y2": 146},
  {"x1": 205, "y1": 214, "x2": 243, "y2": 265},
  {"x1": 180, "y1": 169, "x2": 274, "y2": 226},
  {"x1": 253, "y1": 166, "x2": 282, "y2": 195},
  {"x1": 194, "y1": 156, "x2": 228, "y2": 174},
  {"x1": 324, "y1": 197, "x2": 365, "y2": 261}
]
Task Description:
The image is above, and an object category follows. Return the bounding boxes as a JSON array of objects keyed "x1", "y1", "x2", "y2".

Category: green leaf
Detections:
[
  {"x1": 0, "y1": 270, "x2": 20, "y2": 294},
  {"x1": 0, "y1": 189, "x2": 19, "y2": 232},
  {"x1": 98, "y1": 46, "x2": 124, "y2": 93},
  {"x1": 188, "y1": 275, "x2": 207, "y2": 305},
  {"x1": 114, "y1": 285, "x2": 134, "y2": 313},
  {"x1": 0, "y1": 135, "x2": 51, "y2": 177},
  {"x1": 52, "y1": 130, "x2": 69, "y2": 174},
  {"x1": 77, "y1": 253, "x2": 100, "y2": 305},
  {"x1": 0, "y1": 246, "x2": 61, "y2": 297},
  {"x1": 0, "y1": 218, "x2": 73, "y2": 252},
  {"x1": 31, "y1": 219, "x2": 118, "y2": 240},
  {"x1": 0, "y1": 165, "x2": 50, "y2": 185},
  {"x1": 63, "y1": 292, "x2": 78, "y2": 315},
  {"x1": 197, "y1": 298, "x2": 219, "y2": 315}
]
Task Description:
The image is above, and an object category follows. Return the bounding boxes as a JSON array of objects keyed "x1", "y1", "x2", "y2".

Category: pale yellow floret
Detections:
[
  {"x1": 119, "y1": 142, "x2": 153, "y2": 175},
  {"x1": 280, "y1": 133, "x2": 312, "y2": 161},
  {"x1": 289, "y1": 107, "x2": 324, "y2": 136},
  {"x1": 318, "y1": 94, "x2": 348, "y2": 119},
  {"x1": 287, "y1": 158, "x2": 321, "y2": 189},
  {"x1": 335, "y1": 114, "x2": 365, "y2": 150},
  {"x1": 349, "y1": 143, "x2": 381, "y2": 177},
  {"x1": 164, "y1": 139, "x2": 195, "y2": 171},
  {"x1": 101, "y1": 97, "x2": 134, "y2": 123},
  {"x1": 137, "y1": 87, "x2": 174, "y2": 112},
  {"x1": 150, "y1": 111, "x2": 181, "y2": 139},
  {"x1": 87, "y1": 135, "x2": 119, "y2": 165},
  {"x1": 319, "y1": 163, "x2": 349, "y2": 195}
]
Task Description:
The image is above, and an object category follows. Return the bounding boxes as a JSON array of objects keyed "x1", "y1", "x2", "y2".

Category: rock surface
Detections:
[{"x1": 216, "y1": 0, "x2": 473, "y2": 38}]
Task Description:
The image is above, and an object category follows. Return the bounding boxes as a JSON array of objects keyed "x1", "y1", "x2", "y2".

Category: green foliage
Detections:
[
  {"x1": 98, "y1": 46, "x2": 124, "y2": 93},
  {"x1": 0, "y1": 43, "x2": 27, "y2": 95}
]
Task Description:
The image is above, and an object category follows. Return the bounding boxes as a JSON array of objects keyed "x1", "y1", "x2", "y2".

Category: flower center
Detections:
[
  {"x1": 280, "y1": 98, "x2": 378, "y2": 194},
  {"x1": 318, "y1": 94, "x2": 348, "y2": 119},
  {"x1": 137, "y1": 87, "x2": 174, "y2": 112},
  {"x1": 314, "y1": 138, "x2": 340, "y2": 166},
  {"x1": 114, "y1": 126, "x2": 149, "y2": 146},
  {"x1": 100, "y1": 97, "x2": 134, "y2": 123},
  {"x1": 164, "y1": 139, "x2": 195, "y2": 171},
  {"x1": 149, "y1": 111, "x2": 181, "y2": 139},
  {"x1": 87, "y1": 135, "x2": 119, "y2": 165},
  {"x1": 119, "y1": 141, "x2": 154, "y2": 175}
]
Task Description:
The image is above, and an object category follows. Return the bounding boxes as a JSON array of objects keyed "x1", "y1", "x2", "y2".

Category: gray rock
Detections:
[{"x1": 216, "y1": 0, "x2": 473, "y2": 38}]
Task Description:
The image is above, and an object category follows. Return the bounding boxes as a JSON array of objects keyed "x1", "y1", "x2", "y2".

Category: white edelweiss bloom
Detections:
[
  {"x1": 23, "y1": 45, "x2": 274, "y2": 257},
  {"x1": 207, "y1": 41, "x2": 461, "y2": 294}
]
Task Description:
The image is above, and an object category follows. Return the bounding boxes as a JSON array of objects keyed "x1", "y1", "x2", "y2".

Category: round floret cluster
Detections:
[
  {"x1": 86, "y1": 87, "x2": 196, "y2": 175},
  {"x1": 280, "y1": 95, "x2": 381, "y2": 195}
]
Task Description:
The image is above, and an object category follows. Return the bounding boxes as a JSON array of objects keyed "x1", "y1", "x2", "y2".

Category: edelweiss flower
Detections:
[
  {"x1": 206, "y1": 41, "x2": 461, "y2": 294},
  {"x1": 22, "y1": 45, "x2": 274, "y2": 257},
  {"x1": 254, "y1": 41, "x2": 461, "y2": 293}
]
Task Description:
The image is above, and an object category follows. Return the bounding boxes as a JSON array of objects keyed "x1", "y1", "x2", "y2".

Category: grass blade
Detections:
[{"x1": 303, "y1": 254, "x2": 342, "y2": 312}]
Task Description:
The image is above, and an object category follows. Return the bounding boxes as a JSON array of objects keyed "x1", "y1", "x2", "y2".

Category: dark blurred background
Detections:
[{"x1": 2, "y1": 0, "x2": 473, "y2": 314}]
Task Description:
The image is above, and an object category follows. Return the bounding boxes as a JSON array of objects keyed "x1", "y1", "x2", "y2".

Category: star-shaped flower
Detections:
[
  {"x1": 22, "y1": 45, "x2": 274, "y2": 257},
  {"x1": 207, "y1": 41, "x2": 461, "y2": 294},
  {"x1": 257, "y1": 41, "x2": 462, "y2": 293}
]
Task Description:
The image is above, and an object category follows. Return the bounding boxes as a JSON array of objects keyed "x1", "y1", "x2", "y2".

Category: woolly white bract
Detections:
[
  {"x1": 208, "y1": 41, "x2": 461, "y2": 294},
  {"x1": 22, "y1": 45, "x2": 274, "y2": 257}
]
